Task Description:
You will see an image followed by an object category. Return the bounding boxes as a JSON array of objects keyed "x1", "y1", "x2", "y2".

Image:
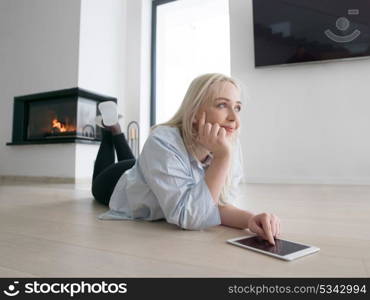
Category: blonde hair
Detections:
[{"x1": 153, "y1": 73, "x2": 244, "y2": 205}]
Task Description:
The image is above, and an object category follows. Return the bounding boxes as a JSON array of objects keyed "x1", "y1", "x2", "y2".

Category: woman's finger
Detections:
[
  {"x1": 270, "y1": 217, "x2": 277, "y2": 237},
  {"x1": 218, "y1": 127, "x2": 226, "y2": 139},
  {"x1": 198, "y1": 112, "x2": 206, "y2": 137},
  {"x1": 210, "y1": 123, "x2": 220, "y2": 138},
  {"x1": 261, "y1": 215, "x2": 275, "y2": 245},
  {"x1": 271, "y1": 214, "x2": 279, "y2": 237},
  {"x1": 204, "y1": 123, "x2": 212, "y2": 138}
]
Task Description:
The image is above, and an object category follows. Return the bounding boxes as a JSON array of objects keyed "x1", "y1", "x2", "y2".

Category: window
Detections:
[{"x1": 151, "y1": 0, "x2": 231, "y2": 125}]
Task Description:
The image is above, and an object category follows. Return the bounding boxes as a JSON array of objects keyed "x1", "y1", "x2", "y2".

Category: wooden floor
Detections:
[{"x1": 0, "y1": 181, "x2": 369, "y2": 277}]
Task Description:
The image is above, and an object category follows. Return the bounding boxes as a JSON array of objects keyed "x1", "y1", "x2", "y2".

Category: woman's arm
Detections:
[
  {"x1": 218, "y1": 204, "x2": 255, "y2": 229},
  {"x1": 197, "y1": 112, "x2": 233, "y2": 204},
  {"x1": 204, "y1": 154, "x2": 231, "y2": 205}
]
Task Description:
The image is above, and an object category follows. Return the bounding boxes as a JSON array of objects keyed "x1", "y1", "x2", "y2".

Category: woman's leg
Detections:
[
  {"x1": 92, "y1": 158, "x2": 136, "y2": 206},
  {"x1": 92, "y1": 123, "x2": 136, "y2": 206},
  {"x1": 112, "y1": 132, "x2": 135, "y2": 161},
  {"x1": 92, "y1": 129, "x2": 115, "y2": 181},
  {"x1": 92, "y1": 123, "x2": 135, "y2": 180}
]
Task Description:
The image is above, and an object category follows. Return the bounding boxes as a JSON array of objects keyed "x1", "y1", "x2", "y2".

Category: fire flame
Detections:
[{"x1": 52, "y1": 119, "x2": 67, "y2": 132}]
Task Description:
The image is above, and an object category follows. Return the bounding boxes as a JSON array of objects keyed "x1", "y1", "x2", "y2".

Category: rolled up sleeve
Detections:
[{"x1": 139, "y1": 135, "x2": 221, "y2": 230}]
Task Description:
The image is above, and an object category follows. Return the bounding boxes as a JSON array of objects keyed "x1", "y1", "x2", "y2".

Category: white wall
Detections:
[
  {"x1": 78, "y1": 0, "x2": 126, "y2": 110},
  {"x1": 230, "y1": 0, "x2": 370, "y2": 184},
  {"x1": 0, "y1": 0, "x2": 81, "y2": 179}
]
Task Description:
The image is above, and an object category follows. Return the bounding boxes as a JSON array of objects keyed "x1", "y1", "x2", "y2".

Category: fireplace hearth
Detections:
[{"x1": 7, "y1": 88, "x2": 117, "y2": 145}]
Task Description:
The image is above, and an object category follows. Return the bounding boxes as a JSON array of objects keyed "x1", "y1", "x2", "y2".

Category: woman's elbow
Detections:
[
  {"x1": 178, "y1": 215, "x2": 212, "y2": 231},
  {"x1": 164, "y1": 213, "x2": 204, "y2": 230},
  {"x1": 179, "y1": 222, "x2": 207, "y2": 231}
]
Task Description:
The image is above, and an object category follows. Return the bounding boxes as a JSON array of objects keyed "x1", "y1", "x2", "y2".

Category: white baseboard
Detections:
[
  {"x1": 0, "y1": 175, "x2": 75, "y2": 184},
  {"x1": 244, "y1": 176, "x2": 370, "y2": 185}
]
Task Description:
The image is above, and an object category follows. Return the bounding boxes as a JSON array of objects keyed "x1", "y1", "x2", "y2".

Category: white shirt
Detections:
[{"x1": 99, "y1": 125, "x2": 243, "y2": 230}]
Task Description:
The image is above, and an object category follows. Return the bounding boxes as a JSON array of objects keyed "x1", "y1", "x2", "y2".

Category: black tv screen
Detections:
[{"x1": 252, "y1": 0, "x2": 370, "y2": 67}]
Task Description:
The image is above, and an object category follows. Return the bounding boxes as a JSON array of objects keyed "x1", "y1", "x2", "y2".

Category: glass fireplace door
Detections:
[{"x1": 27, "y1": 97, "x2": 100, "y2": 141}]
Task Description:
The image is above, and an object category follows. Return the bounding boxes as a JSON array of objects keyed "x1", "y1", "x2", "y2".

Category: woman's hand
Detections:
[
  {"x1": 196, "y1": 112, "x2": 231, "y2": 157},
  {"x1": 247, "y1": 213, "x2": 281, "y2": 245}
]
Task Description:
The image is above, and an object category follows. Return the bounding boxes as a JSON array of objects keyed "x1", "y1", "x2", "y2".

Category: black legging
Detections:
[{"x1": 92, "y1": 129, "x2": 136, "y2": 206}]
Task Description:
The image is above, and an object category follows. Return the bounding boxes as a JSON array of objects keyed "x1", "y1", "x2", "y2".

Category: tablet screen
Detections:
[{"x1": 235, "y1": 236, "x2": 309, "y2": 256}]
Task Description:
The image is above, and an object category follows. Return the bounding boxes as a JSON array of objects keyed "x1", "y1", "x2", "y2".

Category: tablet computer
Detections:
[{"x1": 227, "y1": 235, "x2": 319, "y2": 261}]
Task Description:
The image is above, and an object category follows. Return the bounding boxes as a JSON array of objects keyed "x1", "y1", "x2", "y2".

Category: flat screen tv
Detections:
[{"x1": 252, "y1": 0, "x2": 370, "y2": 67}]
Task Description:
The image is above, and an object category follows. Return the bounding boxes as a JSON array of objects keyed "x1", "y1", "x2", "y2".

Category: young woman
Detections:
[{"x1": 92, "y1": 73, "x2": 280, "y2": 245}]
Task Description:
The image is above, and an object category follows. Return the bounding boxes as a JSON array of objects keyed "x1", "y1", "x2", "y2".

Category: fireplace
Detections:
[{"x1": 7, "y1": 88, "x2": 117, "y2": 145}]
